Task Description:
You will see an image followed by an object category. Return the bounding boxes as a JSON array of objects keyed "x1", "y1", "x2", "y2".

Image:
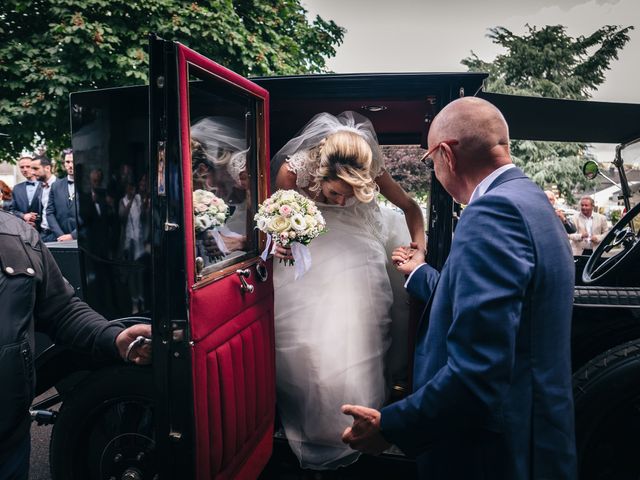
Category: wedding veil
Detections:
[
  {"x1": 270, "y1": 111, "x2": 384, "y2": 185},
  {"x1": 190, "y1": 116, "x2": 249, "y2": 186}
]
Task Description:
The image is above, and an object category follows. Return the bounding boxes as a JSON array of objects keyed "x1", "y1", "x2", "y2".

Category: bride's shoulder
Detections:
[{"x1": 284, "y1": 147, "x2": 320, "y2": 189}]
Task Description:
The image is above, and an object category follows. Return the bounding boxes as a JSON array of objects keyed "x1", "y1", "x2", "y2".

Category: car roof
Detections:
[
  {"x1": 480, "y1": 92, "x2": 640, "y2": 144},
  {"x1": 70, "y1": 72, "x2": 640, "y2": 150},
  {"x1": 251, "y1": 72, "x2": 488, "y2": 151}
]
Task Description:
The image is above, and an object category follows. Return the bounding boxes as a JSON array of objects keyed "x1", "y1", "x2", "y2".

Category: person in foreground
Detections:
[
  {"x1": 272, "y1": 111, "x2": 423, "y2": 470},
  {"x1": 0, "y1": 209, "x2": 152, "y2": 479},
  {"x1": 341, "y1": 97, "x2": 577, "y2": 480}
]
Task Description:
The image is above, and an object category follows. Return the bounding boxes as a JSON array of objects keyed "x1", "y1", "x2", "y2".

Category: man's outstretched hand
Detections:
[
  {"x1": 341, "y1": 404, "x2": 391, "y2": 455},
  {"x1": 116, "y1": 323, "x2": 152, "y2": 365}
]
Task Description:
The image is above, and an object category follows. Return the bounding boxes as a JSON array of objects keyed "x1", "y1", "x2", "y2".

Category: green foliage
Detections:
[
  {"x1": 0, "y1": 0, "x2": 344, "y2": 161},
  {"x1": 382, "y1": 145, "x2": 431, "y2": 199},
  {"x1": 462, "y1": 25, "x2": 633, "y2": 201},
  {"x1": 610, "y1": 209, "x2": 622, "y2": 223}
]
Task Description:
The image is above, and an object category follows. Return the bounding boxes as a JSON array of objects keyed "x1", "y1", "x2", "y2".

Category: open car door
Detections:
[{"x1": 149, "y1": 36, "x2": 274, "y2": 479}]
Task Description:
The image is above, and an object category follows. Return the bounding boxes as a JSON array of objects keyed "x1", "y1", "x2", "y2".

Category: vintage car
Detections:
[{"x1": 32, "y1": 36, "x2": 640, "y2": 480}]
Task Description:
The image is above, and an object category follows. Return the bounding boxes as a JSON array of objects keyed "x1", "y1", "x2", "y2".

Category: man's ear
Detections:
[{"x1": 441, "y1": 144, "x2": 457, "y2": 173}]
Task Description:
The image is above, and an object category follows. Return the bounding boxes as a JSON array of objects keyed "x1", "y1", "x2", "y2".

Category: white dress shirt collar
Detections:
[{"x1": 468, "y1": 163, "x2": 516, "y2": 205}]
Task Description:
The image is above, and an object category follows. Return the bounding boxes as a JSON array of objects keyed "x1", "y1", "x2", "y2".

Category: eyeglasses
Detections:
[{"x1": 420, "y1": 139, "x2": 459, "y2": 164}]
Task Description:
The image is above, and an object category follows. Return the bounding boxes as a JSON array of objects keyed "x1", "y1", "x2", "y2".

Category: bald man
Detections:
[
  {"x1": 545, "y1": 190, "x2": 577, "y2": 234},
  {"x1": 342, "y1": 97, "x2": 576, "y2": 479}
]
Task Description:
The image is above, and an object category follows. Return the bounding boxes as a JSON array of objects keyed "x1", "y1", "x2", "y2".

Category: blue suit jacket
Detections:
[
  {"x1": 381, "y1": 167, "x2": 576, "y2": 480},
  {"x1": 9, "y1": 181, "x2": 41, "y2": 218},
  {"x1": 46, "y1": 177, "x2": 78, "y2": 239}
]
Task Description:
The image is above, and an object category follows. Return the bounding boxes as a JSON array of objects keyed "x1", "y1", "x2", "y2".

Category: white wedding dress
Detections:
[{"x1": 274, "y1": 150, "x2": 411, "y2": 470}]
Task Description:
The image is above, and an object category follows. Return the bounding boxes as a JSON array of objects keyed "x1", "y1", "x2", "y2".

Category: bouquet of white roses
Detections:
[
  {"x1": 193, "y1": 189, "x2": 229, "y2": 233},
  {"x1": 254, "y1": 189, "x2": 326, "y2": 278}
]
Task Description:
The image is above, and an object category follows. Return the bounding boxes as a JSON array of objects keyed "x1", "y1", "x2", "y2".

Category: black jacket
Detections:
[{"x1": 0, "y1": 211, "x2": 124, "y2": 460}]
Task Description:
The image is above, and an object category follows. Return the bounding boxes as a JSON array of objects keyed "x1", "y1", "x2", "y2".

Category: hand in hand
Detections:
[
  {"x1": 391, "y1": 242, "x2": 426, "y2": 275},
  {"x1": 581, "y1": 231, "x2": 589, "y2": 239},
  {"x1": 273, "y1": 244, "x2": 293, "y2": 261},
  {"x1": 341, "y1": 404, "x2": 390, "y2": 455},
  {"x1": 115, "y1": 323, "x2": 152, "y2": 365}
]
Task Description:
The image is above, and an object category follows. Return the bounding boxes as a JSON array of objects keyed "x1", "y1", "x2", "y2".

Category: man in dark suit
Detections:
[
  {"x1": 342, "y1": 97, "x2": 576, "y2": 479},
  {"x1": 46, "y1": 148, "x2": 77, "y2": 241},
  {"x1": 9, "y1": 153, "x2": 41, "y2": 227},
  {"x1": 31, "y1": 154, "x2": 58, "y2": 242}
]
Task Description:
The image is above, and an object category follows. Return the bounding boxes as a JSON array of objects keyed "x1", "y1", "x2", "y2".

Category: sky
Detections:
[{"x1": 303, "y1": 0, "x2": 640, "y2": 162}]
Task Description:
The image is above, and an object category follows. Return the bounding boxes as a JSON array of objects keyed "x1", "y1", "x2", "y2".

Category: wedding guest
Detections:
[
  {"x1": 31, "y1": 154, "x2": 57, "y2": 242},
  {"x1": 9, "y1": 153, "x2": 41, "y2": 227},
  {"x1": 118, "y1": 178, "x2": 149, "y2": 314},
  {"x1": 46, "y1": 148, "x2": 78, "y2": 241},
  {"x1": 568, "y1": 196, "x2": 609, "y2": 255},
  {"x1": 545, "y1": 190, "x2": 576, "y2": 234}
]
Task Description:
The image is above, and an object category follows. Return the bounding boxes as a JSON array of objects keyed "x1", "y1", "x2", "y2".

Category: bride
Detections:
[{"x1": 271, "y1": 111, "x2": 425, "y2": 470}]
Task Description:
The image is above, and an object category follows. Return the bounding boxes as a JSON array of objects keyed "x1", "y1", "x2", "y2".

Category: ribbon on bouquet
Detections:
[
  {"x1": 259, "y1": 235, "x2": 312, "y2": 280},
  {"x1": 260, "y1": 234, "x2": 276, "y2": 262},
  {"x1": 290, "y1": 242, "x2": 311, "y2": 280}
]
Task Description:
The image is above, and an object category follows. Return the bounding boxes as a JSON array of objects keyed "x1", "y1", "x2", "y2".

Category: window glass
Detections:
[
  {"x1": 187, "y1": 65, "x2": 259, "y2": 279},
  {"x1": 70, "y1": 86, "x2": 151, "y2": 318}
]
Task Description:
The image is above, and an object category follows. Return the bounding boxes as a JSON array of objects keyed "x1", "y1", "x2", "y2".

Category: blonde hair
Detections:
[{"x1": 310, "y1": 130, "x2": 377, "y2": 203}]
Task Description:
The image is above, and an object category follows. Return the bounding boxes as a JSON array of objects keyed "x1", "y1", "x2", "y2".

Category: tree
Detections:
[
  {"x1": 0, "y1": 0, "x2": 344, "y2": 161},
  {"x1": 382, "y1": 145, "x2": 431, "y2": 201},
  {"x1": 462, "y1": 25, "x2": 633, "y2": 201}
]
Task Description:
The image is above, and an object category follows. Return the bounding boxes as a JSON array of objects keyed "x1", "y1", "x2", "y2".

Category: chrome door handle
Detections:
[{"x1": 236, "y1": 269, "x2": 254, "y2": 293}]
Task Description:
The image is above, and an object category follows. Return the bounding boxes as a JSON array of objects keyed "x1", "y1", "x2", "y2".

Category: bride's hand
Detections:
[
  {"x1": 391, "y1": 245, "x2": 415, "y2": 265},
  {"x1": 273, "y1": 244, "x2": 294, "y2": 261},
  {"x1": 392, "y1": 242, "x2": 426, "y2": 275}
]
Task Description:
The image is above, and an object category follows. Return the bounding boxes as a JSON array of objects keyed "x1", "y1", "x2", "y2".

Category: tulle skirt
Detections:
[{"x1": 274, "y1": 200, "x2": 410, "y2": 470}]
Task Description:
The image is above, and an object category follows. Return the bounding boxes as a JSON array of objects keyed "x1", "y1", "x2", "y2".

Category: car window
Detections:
[{"x1": 187, "y1": 66, "x2": 259, "y2": 279}]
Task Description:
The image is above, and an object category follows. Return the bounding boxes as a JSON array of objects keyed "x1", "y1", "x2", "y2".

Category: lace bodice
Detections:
[{"x1": 285, "y1": 149, "x2": 319, "y2": 189}]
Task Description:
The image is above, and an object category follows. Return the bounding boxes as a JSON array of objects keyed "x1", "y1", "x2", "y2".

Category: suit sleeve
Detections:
[
  {"x1": 33, "y1": 239, "x2": 123, "y2": 360},
  {"x1": 567, "y1": 215, "x2": 582, "y2": 241},
  {"x1": 563, "y1": 218, "x2": 576, "y2": 234},
  {"x1": 9, "y1": 186, "x2": 26, "y2": 218},
  {"x1": 406, "y1": 263, "x2": 440, "y2": 303},
  {"x1": 46, "y1": 185, "x2": 64, "y2": 237},
  {"x1": 9, "y1": 198, "x2": 25, "y2": 218},
  {"x1": 591, "y1": 216, "x2": 609, "y2": 243},
  {"x1": 380, "y1": 195, "x2": 535, "y2": 455}
]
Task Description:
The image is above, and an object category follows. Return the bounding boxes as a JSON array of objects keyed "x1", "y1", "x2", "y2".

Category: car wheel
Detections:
[
  {"x1": 50, "y1": 365, "x2": 157, "y2": 480},
  {"x1": 573, "y1": 338, "x2": 640, "y2": 480}
]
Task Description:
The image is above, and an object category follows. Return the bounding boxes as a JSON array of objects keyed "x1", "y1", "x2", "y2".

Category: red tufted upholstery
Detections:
[{"x1": 190, "y1": 265, "x2": 275, "y2": 479}]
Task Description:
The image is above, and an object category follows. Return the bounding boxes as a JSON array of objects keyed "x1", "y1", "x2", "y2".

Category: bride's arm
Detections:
[{"x1": 376, "y1": 171, "x2": 426, "y2": 251}]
